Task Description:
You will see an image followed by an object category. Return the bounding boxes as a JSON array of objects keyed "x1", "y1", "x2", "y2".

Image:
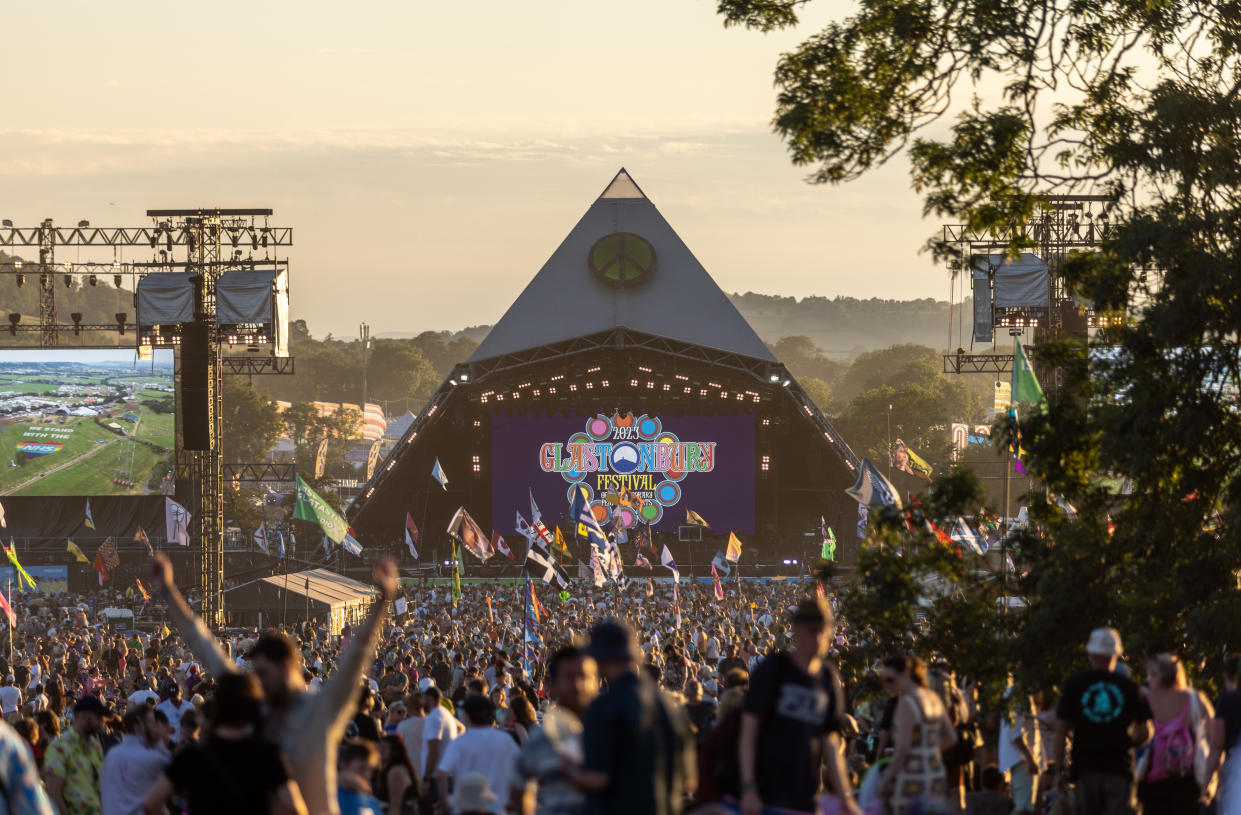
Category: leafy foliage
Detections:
[{"x1": 720, "y1": 0, "x2": 1241, "y2": 687}]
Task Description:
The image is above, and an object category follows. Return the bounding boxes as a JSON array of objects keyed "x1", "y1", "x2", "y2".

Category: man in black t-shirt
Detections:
[
  {"x1": 1053, "y1": 626, "x2": 1153, "y2": 815},
  {"x1": 739, "y1": 597, "x2": 861, "y2": 815}
]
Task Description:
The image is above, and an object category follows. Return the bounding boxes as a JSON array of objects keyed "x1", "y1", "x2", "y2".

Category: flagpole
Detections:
[
  {"x1": 419, "y1": 485, "x2": 431, "y2": 568},
  {"x1": 6, "y1": 573, "x2": 11, "y2": 668}
]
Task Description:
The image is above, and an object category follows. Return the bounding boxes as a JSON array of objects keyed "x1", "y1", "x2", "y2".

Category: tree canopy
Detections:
[{"x1": 720, "y1": 0, "x2": 1241, "y2": 689}]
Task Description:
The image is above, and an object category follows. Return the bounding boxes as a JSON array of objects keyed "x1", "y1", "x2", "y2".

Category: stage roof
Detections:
[{"x1": 469, "y1": 169, "x2": 777, "y2": 365}]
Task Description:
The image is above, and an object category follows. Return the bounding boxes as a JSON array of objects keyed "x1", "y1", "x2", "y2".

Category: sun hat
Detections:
[
  {"x1": 1085, "y1": 627, "x2": 1123, "y2": 656},
  {"x1": 449, "y1": 773, "x2": 498, "y2": 812}
]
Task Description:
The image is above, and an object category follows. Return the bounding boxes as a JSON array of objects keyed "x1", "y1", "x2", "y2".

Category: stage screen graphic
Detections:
[
  {"x1": 0, "y1": 349, "x2": 176, "y2": 496},
  {"x1": 492, "y1": 410, "x2": 755, "y2": 536}
]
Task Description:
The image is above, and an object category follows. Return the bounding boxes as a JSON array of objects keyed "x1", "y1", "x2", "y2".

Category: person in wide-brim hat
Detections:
[{"x1": 449, "y1": 771, "x2": 498, "y2": 814}]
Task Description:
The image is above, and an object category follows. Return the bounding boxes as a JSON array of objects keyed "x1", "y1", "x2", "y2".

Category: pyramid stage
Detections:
[{"x1": 347, "y1": 171, "x2": 863, "y2": 573}]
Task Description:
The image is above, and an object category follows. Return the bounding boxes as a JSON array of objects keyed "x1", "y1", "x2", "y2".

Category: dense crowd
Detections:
[{"x1": 0, "y1": 555, "x2": 1238, "y2": 815}]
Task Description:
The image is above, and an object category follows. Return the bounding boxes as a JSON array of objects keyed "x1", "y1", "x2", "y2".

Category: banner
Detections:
[
  {"x1": 314, "y1": 438, "x2": 330, "y2": 479},
  {"x1": 365, "y1": 439, "x2": 383, "y2": 482},
  {"x1": 447, "y1": 507, "x2": 494, "y2": 560},
  {"x1": 165, "y1": 498, "x2": 192, "y2": 546}
]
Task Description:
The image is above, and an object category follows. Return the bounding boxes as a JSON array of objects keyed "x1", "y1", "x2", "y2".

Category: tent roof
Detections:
[
  {"x1": 256, "y1": 568, "x2": 377, "y2": 608},
  {"x1": 469, "y1": 169, "x2": 776, "y2": 364}
]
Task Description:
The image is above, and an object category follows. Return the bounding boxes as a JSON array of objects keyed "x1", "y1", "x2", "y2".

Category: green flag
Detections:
[
  {"x1": 293, "y1": 475, "x2": 349, "y2": 544},
  {"x1": 821, "y1": 527, "x2": 836, "y2": 561},
  {"x1": 1012, "y1": 342, "x2": 1046, "y2": 406}
]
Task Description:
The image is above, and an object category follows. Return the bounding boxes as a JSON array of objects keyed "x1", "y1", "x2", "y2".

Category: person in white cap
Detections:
[{"x1": 1053, "y1": 626, "x2": 1154, "y2": 815}]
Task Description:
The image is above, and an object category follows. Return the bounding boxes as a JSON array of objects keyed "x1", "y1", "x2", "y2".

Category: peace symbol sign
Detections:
[{"x1": 588, "y1": 232, "x2": 656, "y2": 288}]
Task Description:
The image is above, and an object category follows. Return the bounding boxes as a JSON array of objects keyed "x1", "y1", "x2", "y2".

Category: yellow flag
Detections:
[
  {"x1": 686, "y1": 509, "x2": 709, "y2": 527},
  {"x1": 726, "y1": 532, "x2": 743, "y2": 562},
  {"x1": 67, "y1": 540, "x2": 90, "y2": 564},
  {"x1": 4, "y1": 544, "x2": 37, "y2": 591},
  {"x1": 553, "y1": 527, "x2": 570, "y2": 558},
  {"x1": 907, "y1": 448, "x2": 934, "y2": 482}
]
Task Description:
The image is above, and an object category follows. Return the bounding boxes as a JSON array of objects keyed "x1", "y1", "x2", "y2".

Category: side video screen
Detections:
[{"x1": 0, "y1": 349, "x2": 176, "y2": 496}]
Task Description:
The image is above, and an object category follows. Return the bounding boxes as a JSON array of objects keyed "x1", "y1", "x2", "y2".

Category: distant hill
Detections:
[
  {"x1": 376, "y1": 298, "x2": 974, "y2": 359},
  {"x1": 727, "y1": 292, "x2": 975, "y2": 358}
]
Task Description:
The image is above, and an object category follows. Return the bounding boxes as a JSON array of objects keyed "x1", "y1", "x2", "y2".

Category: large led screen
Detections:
[
  {"x1": 0, "y1": 349, "x2": 176, "y2": 496},
  {"x1": 492, "y1": 410, "x2": 755, "y2": 535}
]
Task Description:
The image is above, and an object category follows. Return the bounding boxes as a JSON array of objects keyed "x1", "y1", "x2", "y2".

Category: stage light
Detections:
[
  {"x1": 7, "y1": 314, "x2": 19, "y2": 335},
  {"x1": 459, "y1": 372, "x2": 469, "y2": 382},
  {"x1": 115, "y1": 313, "x2": 128, "y2": 335},
  {"x1": 71, "y1": 313, "x2": 82, "y2": 336},
  {"x1": 443, "y1": 560, "x2": 451, "y2": 566},
  {"x1": 601, "y1": 380, "x2": 609, "y2": 387},
  {"x1": 781, "y1": 379, "x2": 791, "y2": 388},
  {"x1": 769, "y1": 373, "x2": 780, "y2": 383},
  {"x1": 449, "y1": 379, "x2": 458, "y2": 386}
]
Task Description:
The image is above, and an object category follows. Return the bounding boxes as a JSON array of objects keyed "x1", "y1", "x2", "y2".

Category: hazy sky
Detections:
[{"x1": 1, "y1": 1, "x2": 948, "y2": 338}]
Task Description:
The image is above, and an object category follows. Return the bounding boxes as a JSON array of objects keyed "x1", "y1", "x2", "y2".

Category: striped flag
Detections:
[
  {"x1": 135, "y1": 578, "x2": 150, "y2": 603},
  {"x1": 253, "y1": 523, "x2": 270, "y2": 555},
  {"x1": 711, "y1": 564, "x2": 724, "y2": 600}
]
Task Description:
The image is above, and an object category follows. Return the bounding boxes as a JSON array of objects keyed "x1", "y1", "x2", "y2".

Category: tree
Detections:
[
  {"x1": 221, "y1": 378, "x2": 286, "y2": 463},
  {"x1": 719, "y1": 0, "x2": 1241, "y2": 687}
]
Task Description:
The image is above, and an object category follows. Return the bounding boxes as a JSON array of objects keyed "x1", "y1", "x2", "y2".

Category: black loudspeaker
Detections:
[{"x1": 181, "y1": 323, "x2": 210, "y2": 451}]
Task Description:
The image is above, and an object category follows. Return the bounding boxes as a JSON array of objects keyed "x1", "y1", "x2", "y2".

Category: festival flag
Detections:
[
  {"x1": 135, "y1": 578, "x2": 150, "y2": 603},
  {"x1": 522, "y1": 573, "x2": 542, "y2": 676},
  {"x1": 711, "y1": 564, "x2": 724, "y2": 600},
  {"x1": 341, "y1": 528, "x2": 362, "y2": 556},
  {"x1": 673, "y1": 582, "x2": 682, "y2": 628},
  {"x1": 845, "y1": 458, "x2": 903, "y2": 510},
  {"x1": 646, "y1": 579, "x2": 654, "y2": 597},
  {"x1": 726, "y1": 532, "x2": 743, "y2": 563},
  {"x1": 515, "y1": 511, "x2": 542, "y2": 552},
  {"x1": 277, "y1": 531, "x2": 287, "y2": 558},
  {"x1": 84, "y1": 498, "x2": 96, "y2": 530},
  {"x1": 815, "y1": 581, "x2": 828, "y2": 601},
  {"x1": 660, "y1": 544, "x2": 680, "y2": 582},
  {"x1": 926, "y1": 519, "x2": 953, "y2": 546},
  {"x1": 711, "y1": 551, "x2": 731, "y2": 576},
  {"x1": 321, "y1": 533, "x2": 331, "y2": 559},
  {"x1": 0, "y1": 499, "x2": 5, "y2": 528},
  {"x1": 686, "y1": 509, "x2": 709, "y2": 528},
  {"x1": 67, "y1": 540, "x2": 89, "y2": 564},
  {"x1": 950, "y1": 517, "x2": 987, "y2": 555},
  {"x1": 486, "y1": 594, "x2": 494, "y2": 622},
  {"x1": 4, "y1": 544, "x2": 36, "y2": 592},
  {"x1": 821, "y1": 526, "x2": 837, "y2": 561},
  {"x1": 904, "y1": 445, "x2": 934, "y2": 481},
  {"x1": 529, "y1": 491, "x2": 555, "y2": 548},
  {"x1": 619, "y1": 487, "x2": 644, "y2": 511},
  {"x1": 93, "y1": 551, "x2": 109, "y2": 585},
  {"x1": 527, "y1": 546, "x2": 570, "y2": 589},
  {"x1": 451, "y1": 540, "x2": 462, "y2": 608},
  {"x1": 134, "y1": 527, "x2": 153, "y2": 557},
  {"x1": 448, "y1": 507, "x2": 494, "y2": 560},
  {"x1": 492, "y1": 530, "x2": 513, "y2": 559},
  {"x1": 0, "y1": 587, "x2": 14, "y2": 628},
  {"x1": 569, "y1": 485, "x2": 607, "y2": 550},
  {"x1": 857, "y1": 503, "x2": 869, "y2": 538},
  {"x1": 1012, "y1": 342, "x2": 1046, "y2": 406},
  {"x1": 553, "y1": 527, "x2": 570, "y2": 559},
  {"x1": 431, "y1": 458, "x2": 448, "y2": 491},
  {"x1": 635, "y1": 553, "x2": 653, "y2": 570},
  {"x1": 165, "y1": 497, "x2": 192, "y2": 546},
  {"x1": 605, "y1": 535, "x2": 627, "y2": 589},
  {"x1": 253, "y1": 523, "x2": 270, "y2": 554},
  {"x1": 98, "y1": 537, "x2": 120, "y2": 571},
  {"x1": 405, "y1": 513, "x2": 420, "y2": 559},
  {"x1": 293, "y1": 475, "x2": 349, "y2": 544},
  {"x1": 588, "y1": 548, "x2": 607, "y2": 588}
]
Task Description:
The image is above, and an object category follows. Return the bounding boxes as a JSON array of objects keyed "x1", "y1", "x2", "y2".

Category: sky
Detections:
[{"x1": 0, "y1": 0, "x2": 947, "y2": 338}]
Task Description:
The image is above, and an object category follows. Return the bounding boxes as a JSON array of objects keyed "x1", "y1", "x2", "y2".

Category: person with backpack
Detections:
[
  {"x1": 1137, "y1": 652, "x2": 1214, "y2": 814},
  {"x1": 1052, "y1": 627, "x2": 1154, "y2": 815}
]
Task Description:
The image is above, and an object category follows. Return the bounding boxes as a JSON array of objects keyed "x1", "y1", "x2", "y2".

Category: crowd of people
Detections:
[{"x1": 0, "y1": 553, "x2": 1238, "y2": 815}]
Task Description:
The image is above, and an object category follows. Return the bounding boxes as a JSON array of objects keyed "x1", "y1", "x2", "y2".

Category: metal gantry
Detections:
[{"x1": 1, "y1": 210, "x2": 292, "y2": 627}]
